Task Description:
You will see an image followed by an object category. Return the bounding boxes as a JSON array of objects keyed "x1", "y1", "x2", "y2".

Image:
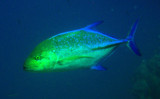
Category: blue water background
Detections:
[{"x1": 0, "y1": 0, "x2": 160, "y2": 99}]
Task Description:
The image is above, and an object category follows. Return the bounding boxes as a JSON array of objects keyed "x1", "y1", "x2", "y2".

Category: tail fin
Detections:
[{"x1": 126, "y1": 19, "x2": 141, "y2": 56}]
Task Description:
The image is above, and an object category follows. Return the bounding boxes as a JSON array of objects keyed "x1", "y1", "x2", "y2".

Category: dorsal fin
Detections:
[{"x1": 83, "y1": 21, "x2": 104, "y2": 30}]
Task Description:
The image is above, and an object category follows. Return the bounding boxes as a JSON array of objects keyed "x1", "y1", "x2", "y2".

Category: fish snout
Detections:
[
  {"x1": 23, "y1": 64, "x2": 28, "y2": 71},
  {"x1": 23, "y1": 65, "x2": 27, "y2": 70},
  {"x1": 23, "y1": 63, "x2": 30, "y2": 71}
]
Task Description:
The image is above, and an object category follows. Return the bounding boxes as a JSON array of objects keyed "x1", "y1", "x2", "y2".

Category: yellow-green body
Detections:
[{"x1": 23, "y1": 28, "x2": 122, "y2": 72}]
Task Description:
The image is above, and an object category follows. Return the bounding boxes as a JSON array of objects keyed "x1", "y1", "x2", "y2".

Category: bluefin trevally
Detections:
[{"x1": 23, "y1": 19, "x2": 141, "y2": 72}]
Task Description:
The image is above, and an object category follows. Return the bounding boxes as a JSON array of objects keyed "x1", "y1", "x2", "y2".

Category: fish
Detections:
[{"x1": 23, "y1": 19, "x2": 141, "y2": 72}]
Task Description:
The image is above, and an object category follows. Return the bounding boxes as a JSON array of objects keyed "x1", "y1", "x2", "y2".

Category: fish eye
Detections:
[{"x1": 34, "y1": 56, "x2": 41, "y2": 60}]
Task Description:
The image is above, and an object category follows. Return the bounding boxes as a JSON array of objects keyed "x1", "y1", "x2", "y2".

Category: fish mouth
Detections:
[
  {"x1": 23, "y1": 64, "x2": 32, "y2": 71},
  {"x1": 23, "y1": 66, "x2": 36, "y2": 72},
  {"x1": 23, "y1": 65, "x2": 27, "y2": 70},
  {"x1": 23, "y1": 64, "x2": 42, "y2": 72},
  {"x1": 23, "y1": 65, "x2": 30, "y2": 71}
]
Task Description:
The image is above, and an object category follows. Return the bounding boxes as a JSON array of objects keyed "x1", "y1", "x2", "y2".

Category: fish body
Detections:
[{"x1": 24, "y1": 20, "x2": 141, "y2": 72}]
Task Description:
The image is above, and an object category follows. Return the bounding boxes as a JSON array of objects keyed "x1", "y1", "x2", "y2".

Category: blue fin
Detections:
[
  {"x1": 91, "y1": 65, "x2": 106, "y2": 71},
  {"x1": 126, "y1": 19, "x2": 141, "y2": 56},
  {"x1": 84, "y1": 21, "x2": 104, "y2": 30}
]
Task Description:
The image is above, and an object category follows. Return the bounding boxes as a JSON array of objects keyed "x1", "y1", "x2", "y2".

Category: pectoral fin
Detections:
[
  {"x1": 92, "y1": 40, "x2": 125, "y2": 51},
  {"x1": 58, "y1": 56, "x2": 93, "y2": 65},
  {"x1": 92, "y1": 44, "x2": 116, "y2": 50}
]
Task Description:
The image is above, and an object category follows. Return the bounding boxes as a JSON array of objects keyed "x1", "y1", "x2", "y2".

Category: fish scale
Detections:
[{"x1": 54, "y1": 30, "x2": 116, "y2": 49}]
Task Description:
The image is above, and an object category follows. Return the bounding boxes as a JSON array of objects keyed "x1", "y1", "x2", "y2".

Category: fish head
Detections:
[{"x1": 24, "y1": 40, "x2": 57, "y2": 72}]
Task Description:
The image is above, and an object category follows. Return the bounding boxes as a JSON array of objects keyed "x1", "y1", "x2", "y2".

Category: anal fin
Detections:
[{"x1": 91, "y1": 65, "x2": 106, "y2": 71}]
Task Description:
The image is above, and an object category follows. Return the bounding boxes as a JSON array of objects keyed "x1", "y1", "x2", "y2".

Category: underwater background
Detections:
[{"x1": 0, "y1": 0, "x2": 160, "y2": 99}]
